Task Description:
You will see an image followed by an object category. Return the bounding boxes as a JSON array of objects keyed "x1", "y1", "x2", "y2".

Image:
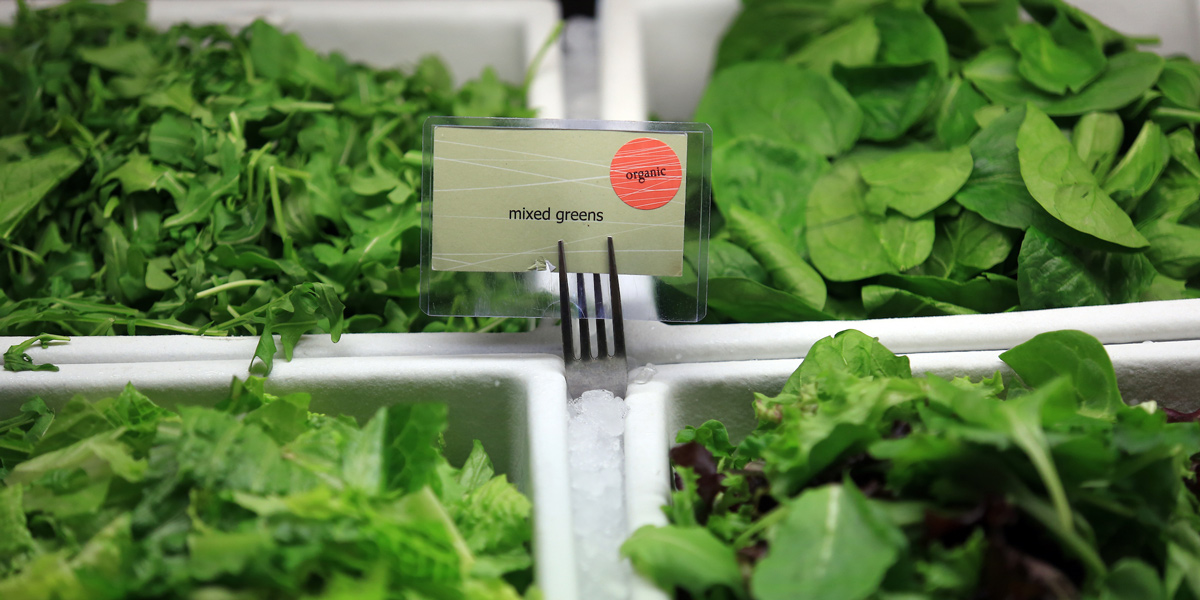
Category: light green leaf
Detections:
[
  {"x1": 1016, "y1": 104, "x2": 1148, "y2": 250},
  {"x1": 862, "y1": 147, "x2": 973, "y2": 218},
  {"x1": 621, "y1": 525, "x2": 747, "y2": 599},
  {"x1": 752, "y1": 483, "x2": 903, "y2": 600}
]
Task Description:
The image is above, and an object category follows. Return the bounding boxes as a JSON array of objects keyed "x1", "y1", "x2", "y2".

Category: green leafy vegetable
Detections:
[
  {"x1": 2, "y1": 334, "x2": 69, "y2": 373},
  {"x1": 695, "y1": 0, "x2": 1200, "y2": 325},
  {"x1": 0, "y1": 0, "x2": 535, "y2": 368},
  {"x1": 623, "y1": 330, "x2": 1200, "y2": 599},
  {"x1": 0, "y1": 379, "x2": 533, "y2": 598}
]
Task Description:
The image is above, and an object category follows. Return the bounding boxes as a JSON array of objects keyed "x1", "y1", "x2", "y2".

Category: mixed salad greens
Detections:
[
  {"x1": 696, "y1": 0, "x2": 1200, "y2": 323},
  {"x1": 0, "y1": 378, "x2": 535, "y2": 599},
  {"x1": 621, "y1": 329, "x2": 1200, "y2": 599},
  {"x1": 0, "y1": 0, "x2": 537, "y2": 373}
]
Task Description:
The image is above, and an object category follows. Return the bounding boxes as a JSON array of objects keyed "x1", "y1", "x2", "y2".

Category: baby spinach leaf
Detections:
[
  {"x1": 935, "y1": 76, "x2": 991, "y2": 147},
  {"x1": 712, "y1": 136, "x2": 829, "y2": 244},
  {"x1": 1072, "y1": 112, "x2": 1124, "y2": 180},
  {"x1": 861, "y1": 146, "x2": 973, "y2": 218},
  {"x1": 1016, "y1": 105, "x2": 1148, "y2": 250},
  {"x1": 1139, "y1": 220, "x2": 1200, "y2": 280},
  {"x1": 955, "y1": 106, "x2": 1056, "y2": 230},
  {"x1": 1157, "y1": 58, "x2": 1200, "y2": 109},
  {"x1": 965, "y1": 48, "x2": 1164, "y2": 116},
  {"x1": 695, "y1": 62, "x2": 862, "y2": 155},
  {"x1": 788, "y1": 15, "x2": 879, "y2": 75},
  {"x1": 878, "y1": 211, "x2": 936, "y2": 272},
  {"x1": 1136, "y1": 164, "x2": 1200, "y2": 226},
  {"x1": 862, "y1": 285, "x2": 978, "y2": 317},
  {"x1": 1008, "y1": 17, "x2": 1105, "y2": 96},
  {"x1": 707, "y1": 239, "x2": 768, "y2": 283},
  {"x1": 0, "y1": 147, "x2": 85, "y2": 239},
  {"x1": 706, "y1": 277, "x2": 836, "y2": 323},
  {"x1": 873, "y1": 6, "x2": 950, "y2": 76},
  {"x1": 909, "y1": 210, "x2": 1016, "y2": 280},
  {"x1": 751, "y1": 483, "x2": 903, "y2": 600},
  {"x1": 834, "y1": 62, "x2": 941, "y2": 143},
  {"x1": 806, "y1": 164, "x2": 898, "y2": 281},
  {"x1": 726, "y1": 205, "x2": 827, "y2": 310},
  {"x1": 1016, "y1": 227, "x2": 1155, "y2": 310},
  {"x1": 877, "y1": 272, "x2": 1019, "y2": 313},
  {"x1": 1103, "y1": 121, "x2": 1171, "y2": 213}
]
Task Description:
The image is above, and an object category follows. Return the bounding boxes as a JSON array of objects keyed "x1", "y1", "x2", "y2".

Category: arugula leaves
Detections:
[
  {"x1": 622, "y1": 330, "x2": 1200, "y2": 599},
  {"x1": 0, "y1": 379, "x2": 533, "y2": 598},
  {"x1": 695, "y1": 0, "x2": 1200, "y2": 324},
  {"x1": 0, "y1": 1, "x2": 534, "y2": 372}
]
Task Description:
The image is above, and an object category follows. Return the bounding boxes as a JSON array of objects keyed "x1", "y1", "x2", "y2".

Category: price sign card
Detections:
[
  {"x1": 420, "y1": 117, "x2": 712, "y2": 322},
  {"x1": 430, "y1": 128, "x2": 686, "y2": 276}
]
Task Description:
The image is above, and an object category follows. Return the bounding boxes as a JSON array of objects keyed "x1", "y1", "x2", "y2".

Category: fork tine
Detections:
[
  {"x1": 557, "y1": 241, "x2": 573, "y2": 360},
  {"x1": 593, "y1": 272, "x2": 608, "y2": 357},
  {"x1": 576, "y1": 272, "x2": 591, "y2": 360},
  {"x1": 607, "y1": 237, "x2": 626, "y2": 357}
]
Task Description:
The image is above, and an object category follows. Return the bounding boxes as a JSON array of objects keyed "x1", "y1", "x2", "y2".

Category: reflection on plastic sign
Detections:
[{"x1": 609, "y1": 137, "x2": 683, "y2": 210}]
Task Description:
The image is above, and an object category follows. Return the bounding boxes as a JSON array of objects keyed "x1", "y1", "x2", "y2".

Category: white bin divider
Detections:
[
  {"x1": 10, "y1": 297, "x2": 1200, "y2": 368},
  {"x1": 1, "y1": 0, "x2": 565, "y2": 118},
  {"x1": 599, "y1": 0, "x2": 1200, "y2": 122},
  {"x1": 3, "y1": 328, "x2": 561, "y2": 366},
  {"x1": 623, "y1": 339, "x2": 1200, "y2": 600},
  {"x1": 0, "y1": 353, "x2": 579, "y2": 600},
  {"x1": 624, "y1": 298, "x2": 1200, "y2": 365}
]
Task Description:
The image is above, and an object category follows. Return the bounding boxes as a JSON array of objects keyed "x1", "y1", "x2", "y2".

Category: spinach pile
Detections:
[
  {"x1": 696, "y1": 0, "x2": 1200, "y2": 322},
  {"x1": 0, "y1": 378, "x2": 534, "y2": 599},
  {"x1": 0, "y1": 0, "x2": 535, "y2": 373},
  {"x1": 621, "y1": 330, "x2": 1200, "y2": 599}
]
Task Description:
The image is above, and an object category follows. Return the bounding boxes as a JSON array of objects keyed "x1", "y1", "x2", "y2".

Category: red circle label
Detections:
[{"x1": 609, "y1": 137, "x2": 682, "y2": 210}]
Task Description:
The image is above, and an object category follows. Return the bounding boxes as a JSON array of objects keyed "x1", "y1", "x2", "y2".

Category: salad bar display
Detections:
[{"x1": 4, "y1": 0, "x2": 1200, "y2": 599}]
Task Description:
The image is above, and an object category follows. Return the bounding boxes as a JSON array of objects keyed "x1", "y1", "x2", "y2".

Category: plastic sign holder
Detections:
[{"x1": 420, "y1": 117, "x2": 712, "y2": 322}]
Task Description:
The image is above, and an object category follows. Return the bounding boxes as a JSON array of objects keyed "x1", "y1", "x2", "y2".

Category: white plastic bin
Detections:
[
  {"x1": 623, "y1": 338, "x2": 1200, "y2": 600},
  {"x1": 0, "y1": 354, "x2": 581, "y2": 600}
]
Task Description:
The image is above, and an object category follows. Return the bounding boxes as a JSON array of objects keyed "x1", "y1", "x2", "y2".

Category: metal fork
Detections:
[{"x1": 557, "y1": 236, "x2": 628, "y2": 400}]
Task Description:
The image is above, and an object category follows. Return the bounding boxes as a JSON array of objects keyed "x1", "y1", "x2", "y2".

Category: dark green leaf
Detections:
[
  {"x1": 0, "y1": 147, "x2": 85, "y2": 239},
  {"x1": 834, "y1": 62, "x2": 941, "y2": 143}
]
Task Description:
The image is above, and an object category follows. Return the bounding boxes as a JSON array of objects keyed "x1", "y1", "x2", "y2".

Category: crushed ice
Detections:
[{"x1": 567, "y1": 389, "x2": 630, "y2": 600}]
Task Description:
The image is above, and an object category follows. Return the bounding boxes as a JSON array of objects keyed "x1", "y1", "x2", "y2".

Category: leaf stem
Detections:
[
  {"x1": 732, "y1": 503, "x2": 789, "y2": 549},
  {"x1": 196, "y1": 279, "x2": 266, "y2": 299}
]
